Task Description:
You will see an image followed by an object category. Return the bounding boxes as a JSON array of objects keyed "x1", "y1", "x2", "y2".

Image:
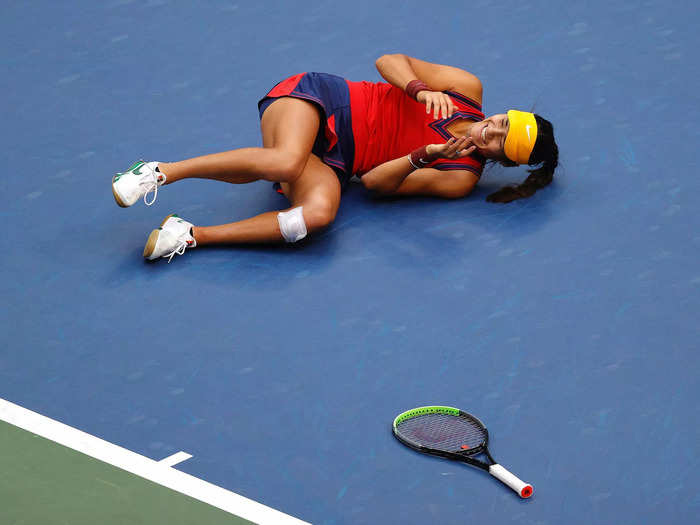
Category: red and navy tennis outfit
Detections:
[{"x1": 258, "y1": 72, "x2": 485, "y2": 187}]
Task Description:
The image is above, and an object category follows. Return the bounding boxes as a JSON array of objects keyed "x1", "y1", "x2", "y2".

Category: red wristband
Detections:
[
  {"x1": 408, "y1": 145, "x2": 439, "y2": 169},
  {"x1": 405, "y1": 79, "x2": 429, "y2": 101}
]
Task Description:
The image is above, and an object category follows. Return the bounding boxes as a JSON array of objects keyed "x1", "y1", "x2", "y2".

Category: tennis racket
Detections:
[{"x1": 392, "y1": 406, "x2": 533, "y2": 498}]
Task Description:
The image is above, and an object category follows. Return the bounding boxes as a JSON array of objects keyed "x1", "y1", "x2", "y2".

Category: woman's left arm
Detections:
[
  {"x1": 364, "y1": 164, "x2": 478, "y2": 199},
  {"x1": 361, "y1": 138, "x2": 478, "y2": 198}
]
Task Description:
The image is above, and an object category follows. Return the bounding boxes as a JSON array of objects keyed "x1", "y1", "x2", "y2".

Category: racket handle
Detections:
[{"x1": 489, "y1": 464, "x2": 533, "y2": 498}]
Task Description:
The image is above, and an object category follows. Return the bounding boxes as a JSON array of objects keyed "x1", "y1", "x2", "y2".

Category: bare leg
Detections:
[
  {"x1": 192, "y1": 210, "x2": 287, "y2": 244},
  {"x1": 192, "y1": 154, "x2": 341, "y2": 244},
  {"x1": 158, "y1": 98, "x2": 321, "y2": 184}
]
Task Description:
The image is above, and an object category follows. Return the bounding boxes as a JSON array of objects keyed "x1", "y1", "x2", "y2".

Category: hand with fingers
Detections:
[
  {"x1": 408, "y1": 137, "x2": 476, "y2": 169},
  {"x1": 416, "y1": 90, "x2": 457, "y2": 120},
  {"x1": 427, "y1": 136, "x2": 476, "y2": 160}
]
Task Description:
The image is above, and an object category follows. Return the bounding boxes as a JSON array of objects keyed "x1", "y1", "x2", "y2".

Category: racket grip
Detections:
[{"x1": 489, "y1": 464, "x2": 533, "y2": 498}]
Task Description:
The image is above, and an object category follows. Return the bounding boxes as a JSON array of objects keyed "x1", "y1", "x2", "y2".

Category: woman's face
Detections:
[{"x1": 468, "y1": 113, "x2": 510, "y2": 160}]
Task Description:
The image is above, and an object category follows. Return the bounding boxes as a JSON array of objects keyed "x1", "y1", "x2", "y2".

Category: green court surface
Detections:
[{"x1": 0, "y1": 421, "x2": 252, "y2": 525}]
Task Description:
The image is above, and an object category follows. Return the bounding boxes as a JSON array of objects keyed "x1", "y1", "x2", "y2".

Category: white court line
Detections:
[
  {"x1": 0, "y1": 398, "x2": 310, "y2": 525},
  {"x1": 159, "y1": 451, "x2": 193, "y2": 467}
]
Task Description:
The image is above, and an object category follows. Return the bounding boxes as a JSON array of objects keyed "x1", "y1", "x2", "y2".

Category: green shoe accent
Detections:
[
  {"x1": 127, "y1": 160, "x2": 145, "y2": 173},
  {"x1": 113, "y1": 161, "x2": 144, "y2": 183}
]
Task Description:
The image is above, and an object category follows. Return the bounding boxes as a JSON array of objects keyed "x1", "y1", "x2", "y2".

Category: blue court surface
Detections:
[{"x1": 2, "y1": 1, "x2": 699, "y2": 523}]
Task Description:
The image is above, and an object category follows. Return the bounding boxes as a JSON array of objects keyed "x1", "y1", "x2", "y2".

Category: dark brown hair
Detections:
[{"x1": 486, "y1": 115, "x2": 558, "y2": 203}]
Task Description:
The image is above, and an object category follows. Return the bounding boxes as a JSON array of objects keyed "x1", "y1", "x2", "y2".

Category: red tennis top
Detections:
[{"x1": 347, "y1": 80, "x2": 485, "y2": 176}]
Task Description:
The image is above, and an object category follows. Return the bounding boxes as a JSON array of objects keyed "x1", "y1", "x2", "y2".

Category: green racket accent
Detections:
[{"x1": 393, "y1": 406, "x2": 461, "y2": 428}]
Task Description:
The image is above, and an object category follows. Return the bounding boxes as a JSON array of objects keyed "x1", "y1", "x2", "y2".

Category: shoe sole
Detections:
[
  {"x1": 142, "y1": 215, "x2": 178, "y2": 259},
  {"x1": 112, "y1": 183, "x2": 129, "y2": 208},
  {"x1": 143, "y1": 229, "x2": 160, "y2": 259}
]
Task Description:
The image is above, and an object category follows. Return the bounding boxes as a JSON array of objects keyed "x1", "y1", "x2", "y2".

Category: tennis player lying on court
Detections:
[{"x1": 111, "y1": 54, "x2": 559, "y2": 262}]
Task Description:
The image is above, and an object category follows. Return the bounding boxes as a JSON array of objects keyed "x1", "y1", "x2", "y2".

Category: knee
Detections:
[
  {"x1": 270, "y1": 151, "x2": 307, "y2": 183},
  {"x1": 303, "y1": 203, "x2": 337, "y2": 232},
  {"x1": 277, "y1": 203, "x2": 336, "y2": 243}
]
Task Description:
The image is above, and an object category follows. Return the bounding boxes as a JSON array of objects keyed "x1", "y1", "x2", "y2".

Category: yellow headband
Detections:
[{"x1": 504, "y1": 110, "x2": 538, "y2": 165}]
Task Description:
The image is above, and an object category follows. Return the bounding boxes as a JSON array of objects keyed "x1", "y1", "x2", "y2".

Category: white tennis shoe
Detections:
[
  {"x1": 112, "y1": 160, "x2": 165, "y2": 207},
  {"x1": 143, "y1": 214, "x2": 197, "y2": 263}
]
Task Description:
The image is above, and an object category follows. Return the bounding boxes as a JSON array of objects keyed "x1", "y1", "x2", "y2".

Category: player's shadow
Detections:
[{"x1": 355, "y1": 169, "x2": 563, "y2": 270}]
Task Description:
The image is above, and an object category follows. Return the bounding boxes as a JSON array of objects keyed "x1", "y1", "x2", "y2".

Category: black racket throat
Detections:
[{"x1": 394, "y1": 433, "x2": 496, "y2": 471}]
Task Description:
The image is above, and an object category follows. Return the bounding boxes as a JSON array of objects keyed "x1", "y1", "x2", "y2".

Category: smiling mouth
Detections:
[{"x1": 480, "y1": 126, "x2": 487, "y2": 144}]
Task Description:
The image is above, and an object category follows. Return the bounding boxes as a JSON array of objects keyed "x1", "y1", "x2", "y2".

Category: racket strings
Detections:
[{"x1": 396, "y1": 413, "x2": 487, "y2": 453}]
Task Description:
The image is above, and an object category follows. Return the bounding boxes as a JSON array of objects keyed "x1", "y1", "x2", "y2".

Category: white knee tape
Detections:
[{"x1": 277, "y1": 206, "x2": 308, "y2": 243}]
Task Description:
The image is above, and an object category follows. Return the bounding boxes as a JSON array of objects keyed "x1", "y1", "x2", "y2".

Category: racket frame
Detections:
[
  {"x1": 392, "y1": 406, "x2": 533, "y2": 498},
  {"x1": 392, "y1": 406, "x2": 495, "y2": 470}
]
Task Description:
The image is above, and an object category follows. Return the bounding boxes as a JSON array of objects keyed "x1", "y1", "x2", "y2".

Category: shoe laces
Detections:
[
  {"x1": 164, "y1": 238, "x2": 194, "y2": 263},
  {"x1": 140, "y1": 163, "x2": 161, "y2": 206}
]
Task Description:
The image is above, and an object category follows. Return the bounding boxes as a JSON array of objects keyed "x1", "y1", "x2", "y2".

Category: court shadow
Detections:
[{"x1": 352, "y1": 176, "x2": 563, "y2": 271}]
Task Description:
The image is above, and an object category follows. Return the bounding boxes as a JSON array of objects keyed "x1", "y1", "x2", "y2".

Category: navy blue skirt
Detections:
[{"x1": 258, "y1": 72, "x2": 355, "y2": 188}]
